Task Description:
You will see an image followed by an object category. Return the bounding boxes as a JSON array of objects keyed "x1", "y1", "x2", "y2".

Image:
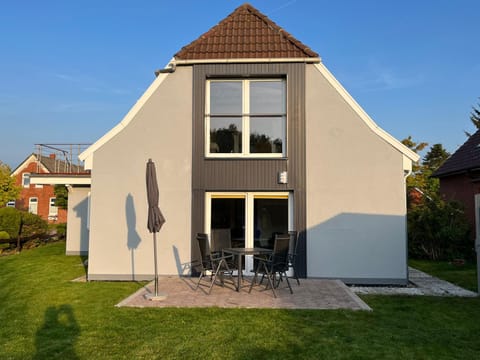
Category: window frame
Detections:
[
  {"x1": 49, "y1": 197, "x2": 58, "y2": 217},
  {"x1": 28, "y1": 197, "x2": 38, "y2": 215},
  {"x1": 22, "y1": 173, "x2": 30, "y2": 188},
  {"x1": 205, "y1": 78, "x2": 286, "y2": 158}
]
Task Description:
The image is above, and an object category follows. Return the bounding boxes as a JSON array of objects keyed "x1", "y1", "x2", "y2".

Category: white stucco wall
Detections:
[
  {"x1": 65, "y1": 186, "x2": 90, "y2": 255},
  {"x1": 87, "y1": 66, "x2": 193, "y2": 280},
  {"x1": 305, "y1": 64, "x2": 408, "y2": 283}
]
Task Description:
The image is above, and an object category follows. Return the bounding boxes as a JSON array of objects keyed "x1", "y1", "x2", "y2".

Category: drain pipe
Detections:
[
  {"x1": 403, "y1": 158, "x2": 413, "y2": 285},
  {"x1": 477, "y1": 240, "x2": 480, "y2": 295}
]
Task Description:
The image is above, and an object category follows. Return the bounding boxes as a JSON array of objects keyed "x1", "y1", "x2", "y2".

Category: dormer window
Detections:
[{"x1": 205, "y1": 79, "x2": 286, "y2": 157}]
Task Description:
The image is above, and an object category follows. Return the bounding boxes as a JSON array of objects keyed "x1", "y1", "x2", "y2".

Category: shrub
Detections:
[
  {"x1": 56, "y1": 223, "x2": 67, "y2": 239},
  {"x1": 21, "y1": 212, "x2": 48, "y2": 240},
  {"x1": 408, "y1": 197, "x2": 472, "y2": 261},
  {"x1": 0, "y1": 230, "x2": 10, "y2": 243},
  {"x1": 0, "y1": 208, "x2": 48, "y2": 250},
  {"x1": 0, "y1": 207, "x2": 22, "y2": 239}
]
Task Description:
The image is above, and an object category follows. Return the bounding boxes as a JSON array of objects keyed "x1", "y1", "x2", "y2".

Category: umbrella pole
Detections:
[{"x1": 153, "y1": 232, "x2": 158, "y2": 296}]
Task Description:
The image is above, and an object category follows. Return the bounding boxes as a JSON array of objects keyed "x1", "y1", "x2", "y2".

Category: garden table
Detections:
[{"x1": 222, "y1": 247, "x2": 272, "y2": 291}]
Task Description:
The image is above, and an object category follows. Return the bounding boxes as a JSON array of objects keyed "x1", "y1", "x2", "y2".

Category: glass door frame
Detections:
[{"x1": 205, "y1": 191, "x2": 294, "y2": 274}]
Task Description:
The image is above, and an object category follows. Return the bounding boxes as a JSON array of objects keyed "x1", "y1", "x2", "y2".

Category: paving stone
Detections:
[{"x1": 116, "y1": 276, "x2": 371, "y2": 310}]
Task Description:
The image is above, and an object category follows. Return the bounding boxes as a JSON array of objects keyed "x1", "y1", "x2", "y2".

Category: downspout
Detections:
[{"x1": 403, "y1": 156, "x2": 414, "y2": 285}]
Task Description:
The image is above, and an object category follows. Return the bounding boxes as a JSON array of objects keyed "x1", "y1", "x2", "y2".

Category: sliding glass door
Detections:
[{"x1": 206, "y1": 192, "x2": 291, "y2": 273}]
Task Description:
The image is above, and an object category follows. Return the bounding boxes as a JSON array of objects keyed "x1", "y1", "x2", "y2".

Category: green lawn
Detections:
[
  {"x1": 1, "y1": 243, "x2": 479, "y2": 359},
  {"x1": 410, "y1": 259, "x2": 478, "y2": 292}
]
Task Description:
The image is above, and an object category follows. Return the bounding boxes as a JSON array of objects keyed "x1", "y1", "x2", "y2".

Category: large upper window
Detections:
[{"x1": 206, "y1": 79, "x2": 286, "y2": 157}]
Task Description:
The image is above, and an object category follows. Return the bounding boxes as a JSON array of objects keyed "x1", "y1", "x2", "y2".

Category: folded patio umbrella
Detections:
[{"x1": 146, "y1": 159, "x2": 166, "y2": 299}]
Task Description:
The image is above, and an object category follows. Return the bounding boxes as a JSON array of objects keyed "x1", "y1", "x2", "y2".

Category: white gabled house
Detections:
[{"x1": 66, "y1": 3, "x2": 419, "y2": 284}]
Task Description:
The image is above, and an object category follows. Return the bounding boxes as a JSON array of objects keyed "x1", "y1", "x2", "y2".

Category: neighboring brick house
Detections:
[
  {"x1": 10, "y1": 153, "x2": 83, "y2": 223},
  {"x1": 433, "y1": 130, "x2": 480, "y2": 239}
]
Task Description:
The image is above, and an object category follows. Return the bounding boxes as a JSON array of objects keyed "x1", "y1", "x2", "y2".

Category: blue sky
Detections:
[{"x1": 1, "y1": 0, "x2": 479, "y2": 168}]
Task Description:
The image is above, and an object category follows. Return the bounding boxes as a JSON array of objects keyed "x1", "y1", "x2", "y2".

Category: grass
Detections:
[
  {"x1": 0, "y1": 242, "x2": 479, "y2": 359},
  {"x1": 409, "y1": 259, "x2": 478, "y2": 292}
]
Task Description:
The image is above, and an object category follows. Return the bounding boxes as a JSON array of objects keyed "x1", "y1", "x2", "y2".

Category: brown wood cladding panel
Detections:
[
  {"x1": 202, "y1": 159, "x2": 288, "y2": 191},
  {"x1": 191, "y1": 62, "x2": 307, "y2": 276},
  {"x1": 190, "y1": 189, "x2": 204, "y2": 275},
  {"x1": 192, "y1": 63, "x2": 304, "y2": 190}
]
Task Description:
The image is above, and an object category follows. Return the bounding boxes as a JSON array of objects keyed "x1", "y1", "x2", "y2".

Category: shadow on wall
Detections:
[
  {"x1": 126, "y1": 193, "x2": 141, "y2": 280},
  {"x1": 307, "y1": 212, "x2": 407, "y2": 283},
  {"x1": 173, "y1": 245, "x2": 194, "y2": 276},
  {"x1": 34, "y1": 305, "x2": 80, "y2": 360}
]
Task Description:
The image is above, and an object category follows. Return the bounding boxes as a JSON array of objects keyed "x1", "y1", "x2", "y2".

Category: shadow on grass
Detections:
[{"x1": 34, "y1": 305, "x2": 80, "y2": 360}]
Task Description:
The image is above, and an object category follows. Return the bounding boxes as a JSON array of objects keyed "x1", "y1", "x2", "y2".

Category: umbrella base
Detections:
[{"x1": 144, "y1": 292, "x2": 168, "y2": 301}]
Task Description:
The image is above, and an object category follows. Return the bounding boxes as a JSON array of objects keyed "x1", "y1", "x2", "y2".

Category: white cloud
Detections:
[
  {"x1": 268, "y1": 0, "x2": 297, "y2": 14},
  {"x1": 52, "y1": 72, "x2": 131, "y2": 95},
  {"x1": 347, "y1": 59, "x2": 424, "y2": 92}
]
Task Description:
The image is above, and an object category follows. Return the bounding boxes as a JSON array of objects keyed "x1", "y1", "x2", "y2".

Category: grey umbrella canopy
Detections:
[{"x1": 146, "y1": 159, "x2": 166, "y2": 298}]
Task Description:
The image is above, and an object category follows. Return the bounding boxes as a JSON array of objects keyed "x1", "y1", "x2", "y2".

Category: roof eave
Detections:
[
  {"x1": 173, "y1": 57, "x2": 321, "y2": 65},
  {"x1": 30, "y1": 173, "x2": 91, "y2": 186}
]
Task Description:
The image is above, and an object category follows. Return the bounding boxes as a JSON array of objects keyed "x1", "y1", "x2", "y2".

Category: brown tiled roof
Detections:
[
  {"x1": 174, "y1": 3, "x2": 319, "y2": 61},
  {"x1": 38, "y1": 155, "x2": 86, "y2": 174},
  {"x1": 433, "y1": 130, "x2": 480, "y2": 177}
]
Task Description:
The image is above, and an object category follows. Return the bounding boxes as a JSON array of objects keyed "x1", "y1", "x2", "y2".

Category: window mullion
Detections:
[
  {"x1": 243, "y1": 80, "x2": 250, "y2": 155},
  {"x1": 205, "y1": 81, "x2": 211, "y2": 155}
]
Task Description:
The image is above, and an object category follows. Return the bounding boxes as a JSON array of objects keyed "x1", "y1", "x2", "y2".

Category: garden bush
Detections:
[
  {"x1": 56, "y1": 223, "x2": 67, "y2": 238},
  {"x1": 20, "y1": 212, "x2": 48, "y2": 240},
  {"x1": 0, "y1": 207, "x2": 48, "y2": 250},
  {"x1": 408, "y1": 197, "x2": 473, "y2": 261},
  {"x1": 0, "y1": 207, "x2": 22, "y2": 239},
  {"x1": 0, "y1": 230, "x2": 10, "y2": 243}
]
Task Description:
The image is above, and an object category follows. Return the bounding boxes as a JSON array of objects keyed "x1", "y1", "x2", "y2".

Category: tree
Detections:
[
  {"x1": 401, "y1": 136, "x2": 429, "y2": 201},
  {"x1": 401, "y1": 138, "x2": 472, "y2": 260},
  {"x1": 422, "y1": 143, "x2": 450, "y2": 172},
  {"x1": 470, "y1": 99, "x2": 480, "y2": 130},
  {"x1": 0, "y1": 161, "x2": 21, "y2": 207},
  {"x1": 464, "y1": 99, "x2": 480, "y2": 137},
  {"x1": 54, "y1": 185, "x2": 68, "y2": 210},
  {"x1": 401, "y1": 136, "x2": 428, "y2": 183},
  {"x1": 408, "y1": 196, "x2": 471, "y2": 260}
]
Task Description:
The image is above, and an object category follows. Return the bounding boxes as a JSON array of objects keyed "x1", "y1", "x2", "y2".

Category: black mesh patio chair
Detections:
[
  {"x1": 211, "y1": 228, "x2": 239, "y2": 271},
  {"x1": 195, "y1": 233, "x2": 235, "y2": 294},
  {"x1": 249, "y1": 234, "x2": 293, "y2": 298}
]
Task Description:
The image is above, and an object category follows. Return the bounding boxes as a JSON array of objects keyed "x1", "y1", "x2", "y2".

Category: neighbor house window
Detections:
[
  {"x1": 206, "y1": 79, "x2": 286, "y2": 157},
  {"x1": 6, "y1": 200, "x2": 15, "y2": 208},
  {"x1": 49, "y1": 197, "x2": 58, "y2": 217},
  {"x1": 22, "y1": 173, "x2": 30, "y2": 188},
  {"x1": 28, "y1": 197, "x2": 38, "y2": 215}
]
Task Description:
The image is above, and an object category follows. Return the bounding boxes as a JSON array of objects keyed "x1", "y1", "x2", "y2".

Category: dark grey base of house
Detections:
[
  {"x1": 66, "y1": 250, "x2": 88, "y2": 256},
  {"x1": 314, "y1": 277, "x2": 409, "y2": 286},
  {"x1": 88, "y1": 273, "x2": 407, "y2": 286}
]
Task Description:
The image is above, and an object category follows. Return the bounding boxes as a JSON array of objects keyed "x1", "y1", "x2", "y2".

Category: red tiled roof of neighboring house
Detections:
[
  {"x1": 174, "y1": 3, "x2": 319, "y2": 61},
  {"x1": 433, "y1": 130, "x2": 480, "y2": 177},
  {"x1": 11, "y1": 153, "x2": 87, "y2": 175},
  {"x1": 39, "y1": 155, "x2": 86, "y2": 174}
]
